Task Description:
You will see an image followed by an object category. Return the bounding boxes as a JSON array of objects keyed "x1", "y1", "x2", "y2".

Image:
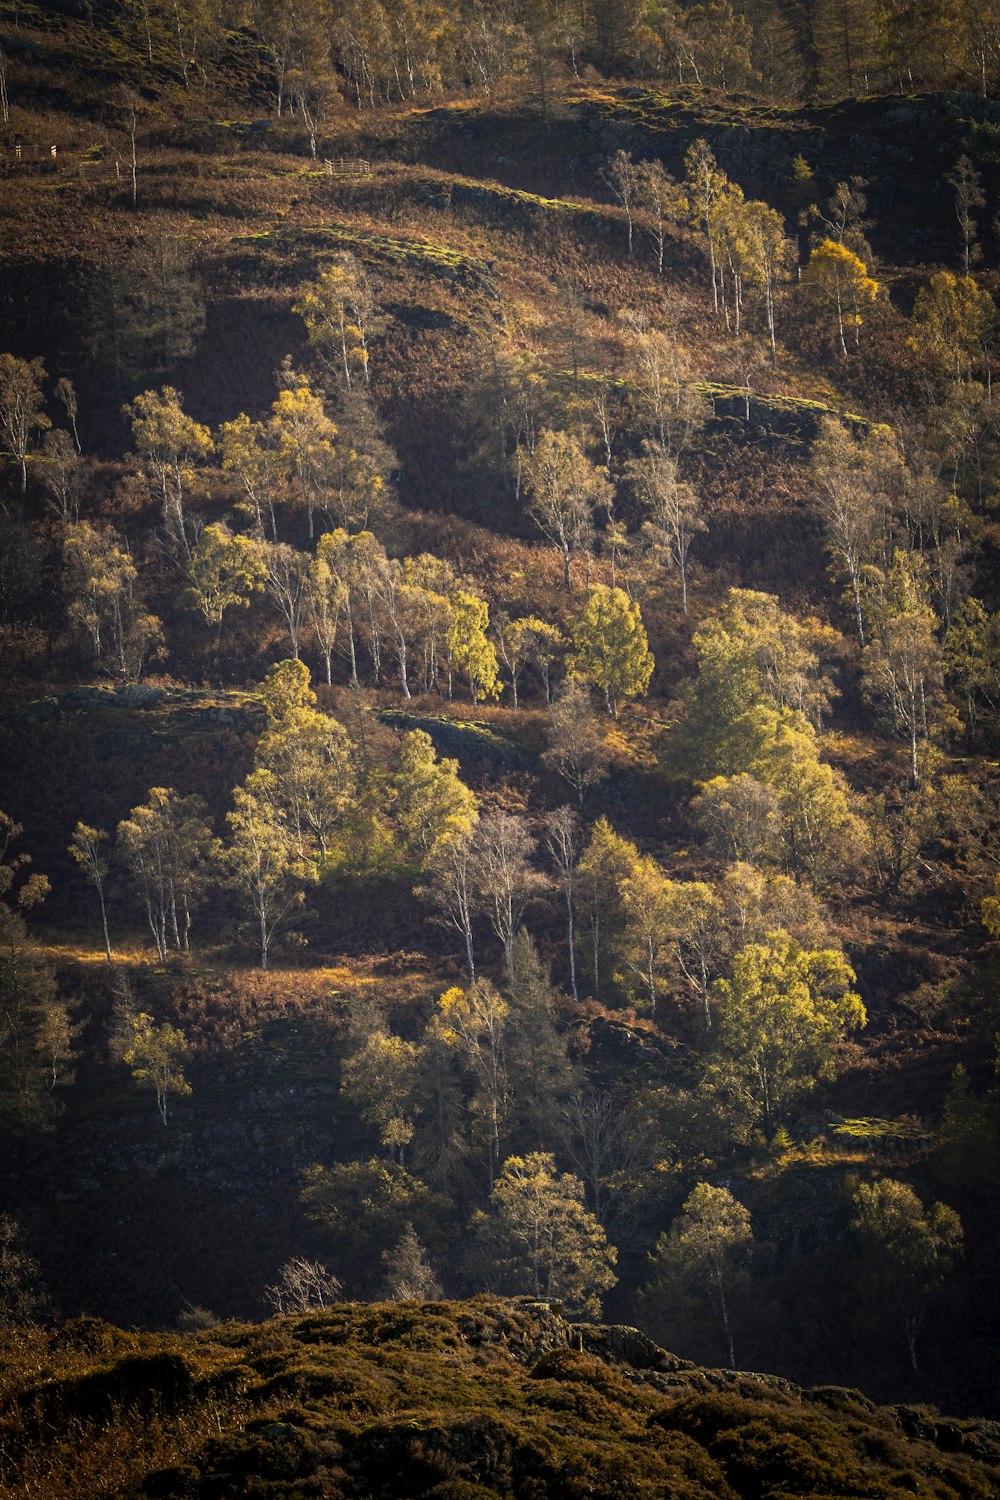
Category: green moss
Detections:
[
  {"x1": 377, "y1": 709, "x2": 532, "y2": 771},
  {"x1": 830, "y1": 1117, "x2": 932, "y2": 1145},
  {"x1": 235, "y1": 223, "x2": 499, "y2": 298}
]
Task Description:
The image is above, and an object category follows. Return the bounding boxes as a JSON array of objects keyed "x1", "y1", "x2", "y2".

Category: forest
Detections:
[{"x1": 1, "y1": 2, "x2": 1000, "y2": 1495}]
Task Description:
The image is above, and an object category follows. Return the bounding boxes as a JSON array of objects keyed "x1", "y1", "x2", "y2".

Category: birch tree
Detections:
[
  {"x1": 125, "y1": 386, "x2": 212, "y2": 557},
  {"x1": 523, "y1": 428, "x2": 610, "y2": 591},
  {"x1": 223, "y1": 768, "x2": 316, "y2": 970},
  {"x1": 117, "y1": 788, "x2": 212, "y2": 960},
  {"x1": 643, "y1": 1183, "x2": 754, "y2": 1370},
  {"x1": 69, "y1": 823, "x2": 112, "y2": 962},
  {"x1": 0, "y1": 355, "x2": 49, "y2": 495}
]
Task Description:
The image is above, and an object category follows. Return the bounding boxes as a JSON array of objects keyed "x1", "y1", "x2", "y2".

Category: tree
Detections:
[
  {"x1": 117, "y1": 788, "x2": 212, "y2": 961},
  {"x1": 601, "y1": 149, "x2": 640, "y2": 256},
  {"x1": 269, "y1": 371, "x2": 338, "y2": 538},
  {"x1": 678, "y1": 588, "x2": 835, "y2": 768},
  {"x1": 470, "y1": 1152, "x2": 617, "y2": 1316},
  {"x1": 981, "y1": 872, "x2": 1000, "y2": 939},
  {"x1": 39, "y1": 429, "x2": 84, "y2": 524},
  {"x1": 946, "y1": 155, "x2": 985, "y2": 274},
  {"x1": 624, "y1": 313, "x2": 708, "y2": 459},
  {"x1": 805, "y1": 175, "x2": 874, "y2": 263},
  {"x1": 635, "y1": 157, "x2": 681, "y2": 274},
  {"x1": 120, "y1": 1011, "x2": 191, "y2": 1127},
  {"x1": 62, "y1": 521, "x2": 163, "y2": 683},
  {"x1": 260, "y1": 656, "x2": 316, "y2": 721},
  {"x1": 660, "y1": 879, "x2": 725, "y2": 1031},
  {"x1": 619, "y1": 853, "x2": 671, "y2": 1016},
  {"x1": 863, "y1": 776, "x2": 945, "y2": 897},
  {"x1": 567, "y1": 584, "x2": 653, "y2": 716},
  {"x1": 119, "y1": 786, "x2": 212, "y2": 960},
  {"x1": 342, "y1": 1029, "x2": 422, "y2": 1162},
  {"x1": 0, "y1": 354, "x2": 49, "y2": 494},
  {"x1": 68, "y1": 822, "x2": 112, "y2": 961},
  {"x1": 293, "y1": 254, "x2": 377, "y2": 391},
  {"x1": 745, "y1": 705, "x2": 862, "y2": 886},
  {"x1": 629, "y1": 441, "x2": 705, "y2": 612},
  {"x1": 811, "y1": 0, "x2": 882, "y2": 95},
  {"x1": 682, "y1": 1, "x2": 754, "y2": 91},
  {"x1": 314, "y1": 528, "x2": 385, "y2": 684},
  {"x1": 185, "y1": 522, "x2": 266, "y2": 638},
  {"x1": 523, "y1": 429, "x2": 610, "y2": 591},
  {"x1": 0, "y1": 816, "x2": 73, "y2": 1132},
  {"x1": 302, "y1": 1157, "x2": 451, "y2": 1297},
  {"x1": 218, "y1": 412, "x2": 282, "y2": 539},
  {"x1": 0, "y1": 504, "x2": 46, "y2": 626},
  {"x1": 911, "y1": 270, "x2": 997, "y2": 389},
  {"x1": 370, "y1": 554, "x2": 428, "y2": 700},
  {"x1": 381, "y1": 1223, "x2": 443, "y2": 1301},
  {"x1": 504, "y1": 929, "x2": 577, "y2": 1145},
  {"x1": 558, "y1": 1089, "x2": 650, "y2": 1228},
  {"x1": 163, "y1": 0, "x2": 225, "y2": 88},
  {"x1": 737, "y1": 196, "x2": 795, "y2": 362},
  {"x1": 692, "y1": 774, "x2": 782, "y2": 866},
  {"x1": 684, "y1": 139, "x2": 728, "y2": 313},
  {"x1": 304, "y1": 551, "x2": 345, "y2": 686},
  {"x1": 588, "y1": 0, "x2": 646, "y2": 70},
  {"x1": 718, "y1": 861, "x2": 827, "y2": 957},
  {"x1": 0, "y1": 811, "x2": 49, "y2": 918},
  {"x1": 255, "y1": 695, "x2": 357, "y2": 864},
  {"x1": 259, "y1": 541, "x2": 311, "y2": 658},
  {"x1": 391, "y1": 729, "x2": 477, "y2": 864},
  {"x1": 643, "y1": 1183, "x2": 754, "y2": 1369},
  {"x1": 471, "y1": 812, "x2": 542, "y2": 973},
  {"x1": 253, "y1": 0, "x2": 333, "y2": 117},
  {"x1": 495, "y1": 613, "x2": 546, "y2": 707},
  {"x1": 116, "y1": 84, "x2": 141, "y2": 208},
  {"x1": 0, "y1": 1215, "x2": 49, "y2": 1327},
  {"x1": 457, "y1": 1, "x2": 529, "y2": 95},
  {"x1": 961, "y1": 7, "x2": 1000, "y2": 97},
  {"x1": 447, "y1": 590, "x2": 500, "y2": 704},
  {"x1": 861, "y1": 554, "x2": 946, "y2": 789},
  {"x1": 578, "y1": 817, "x2": 637, "y2": 1001},
  {"x1": 222, "y1": 768, "x2": 316, "y2": 969},
  {"x1": 542, "y1": 677, "x2": 612, "y2": 803},
  {"x1": 945, "y1": 597, "x2": 999, "y2": 743},
  {"x1": 676, "y1": 592, "x2": 858, "y2": 885},
  {"x1": 851, "y1": 1178, "x2": 962, "y2": 1373},
  {"x1": 710, "y1": 932, "x2": 865, "y2": 1135},
  {"x1": 496, "y1": 615, "x2": 563, "y2": 705},
  {"x1": 423, "y1": 820, "x2": 480, "y2": 980},
  {"x1": 123, "y1": 232, "x2": 206, "y2": 376},
  {"x1": 125, "y1": 386, "x2": 212, "y2": 557},
  {"x1": 320, "y1": 388, "x2": 396, "y2": 533},
  {"x1": 288, "y1": 62, "x2": 338, "y2": 158},
  {"x1": 801, "y1": 239, "x2": 879, "y2": 358},
  {"x1": 810, "y1": 417, "x2": 901, "y2": 645},
  {"x1": 265, "y1": 1257, "x2": 341, "y2": 1314},
  {"x1": 432, "y1": 980, "x2": 509, "y2": 1185},
  {"x1": 255, "y1": 661, "x2": 357, "y2": 865}
]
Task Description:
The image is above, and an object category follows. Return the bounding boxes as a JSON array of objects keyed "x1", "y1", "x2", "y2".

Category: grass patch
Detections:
[{"x1": 234, "y1": 222, "x2": 500, "y2": 297}]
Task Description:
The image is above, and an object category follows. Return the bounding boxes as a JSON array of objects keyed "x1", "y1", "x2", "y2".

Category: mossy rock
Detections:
[{"x1": 378, "y1": 710, "x2": 532, "y2": 773}]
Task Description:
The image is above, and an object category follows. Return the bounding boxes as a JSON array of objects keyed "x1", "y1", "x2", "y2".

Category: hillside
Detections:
[
  {"x1": 4, "y1": 1298, "x2": 1000, "y2": 1499},
  {"x1": 1, "y1": 0, "x2": 1000, "y2": 1458}
]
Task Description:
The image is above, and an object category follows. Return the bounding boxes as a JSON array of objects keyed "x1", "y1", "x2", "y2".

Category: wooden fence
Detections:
[{"x1": 322, "y1": 157, "x2": 373, "y2": 179}]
